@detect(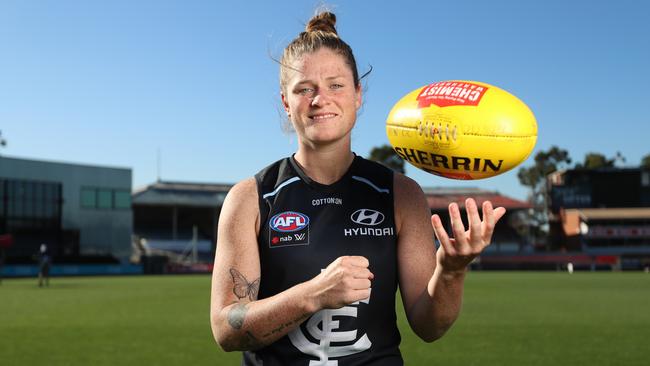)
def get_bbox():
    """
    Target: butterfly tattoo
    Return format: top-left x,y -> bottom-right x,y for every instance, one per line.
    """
230,268 -> 260,301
